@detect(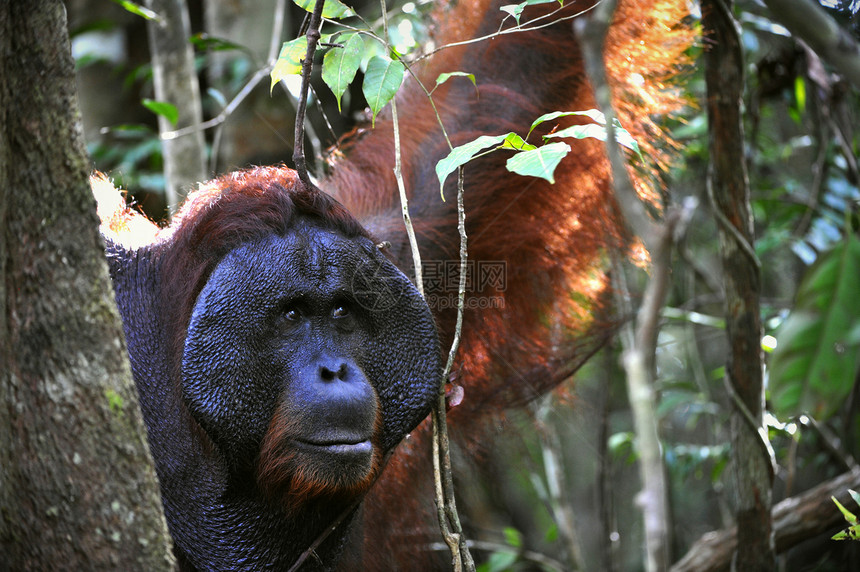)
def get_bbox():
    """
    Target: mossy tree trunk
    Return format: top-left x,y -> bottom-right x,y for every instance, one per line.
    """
0,1 -> 175,569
